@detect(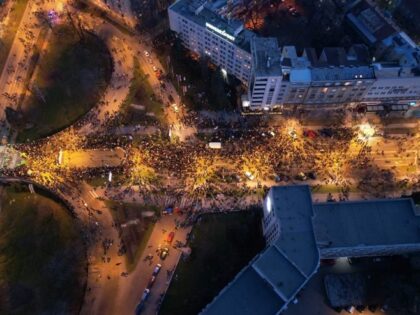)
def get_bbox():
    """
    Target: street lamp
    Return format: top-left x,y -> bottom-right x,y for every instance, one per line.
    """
359,123 -> 375,140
